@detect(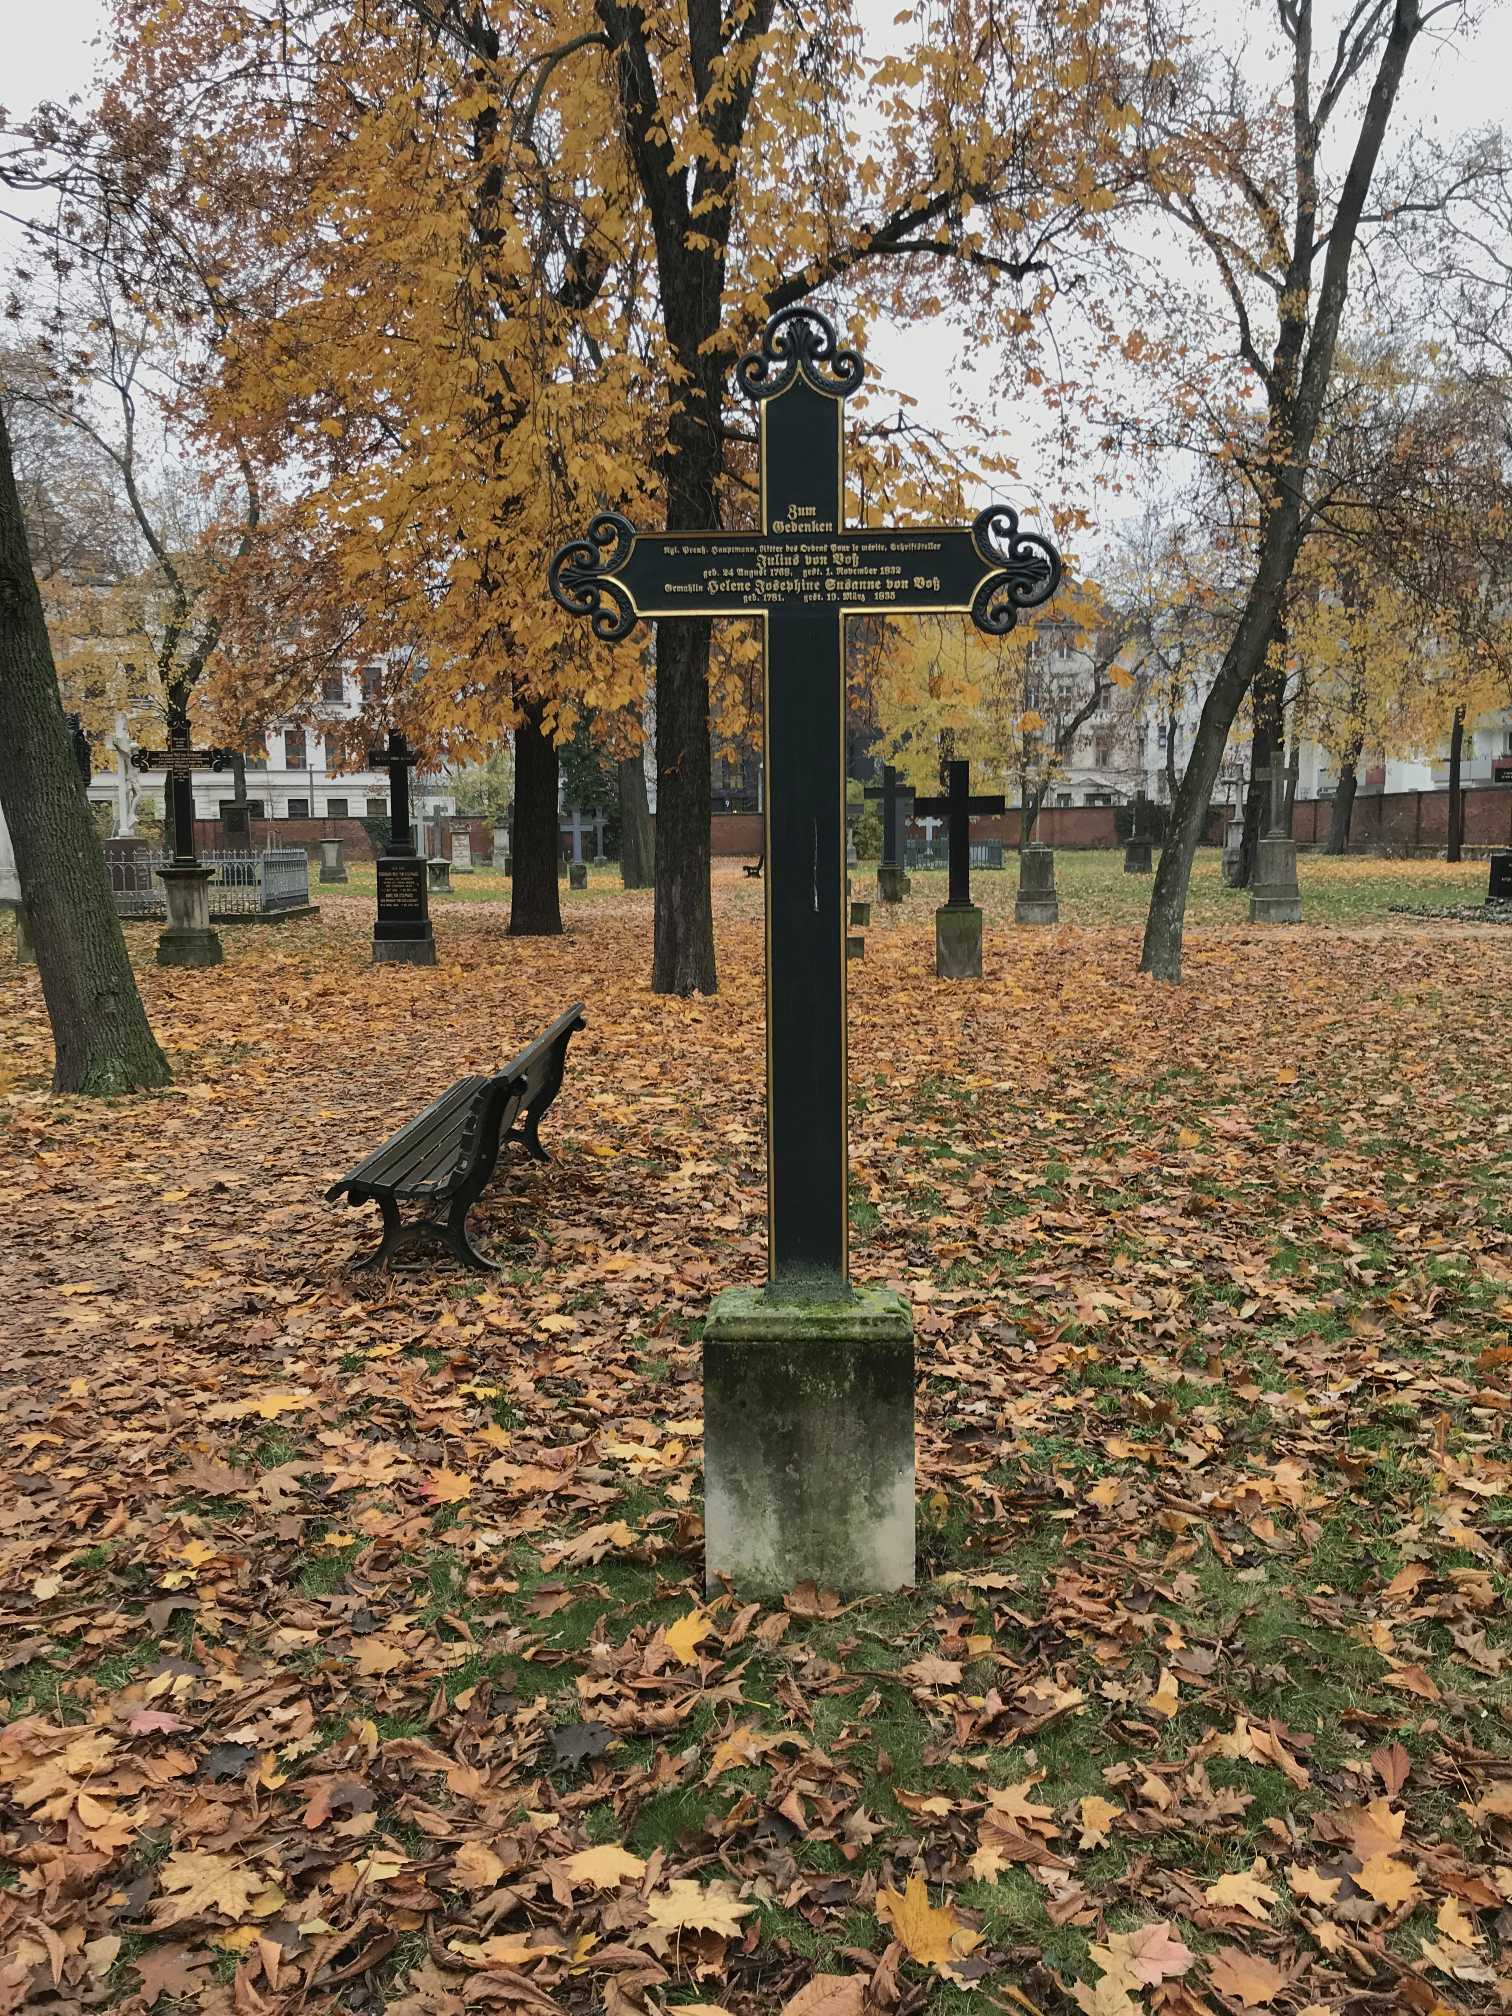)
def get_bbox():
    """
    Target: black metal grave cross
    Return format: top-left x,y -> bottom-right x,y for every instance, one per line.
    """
368,730 -> 420,854
549,306 -> 1062,1293
864,763 -> 914,873
132,702 -> 230,866
912,760 -> 1007,910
